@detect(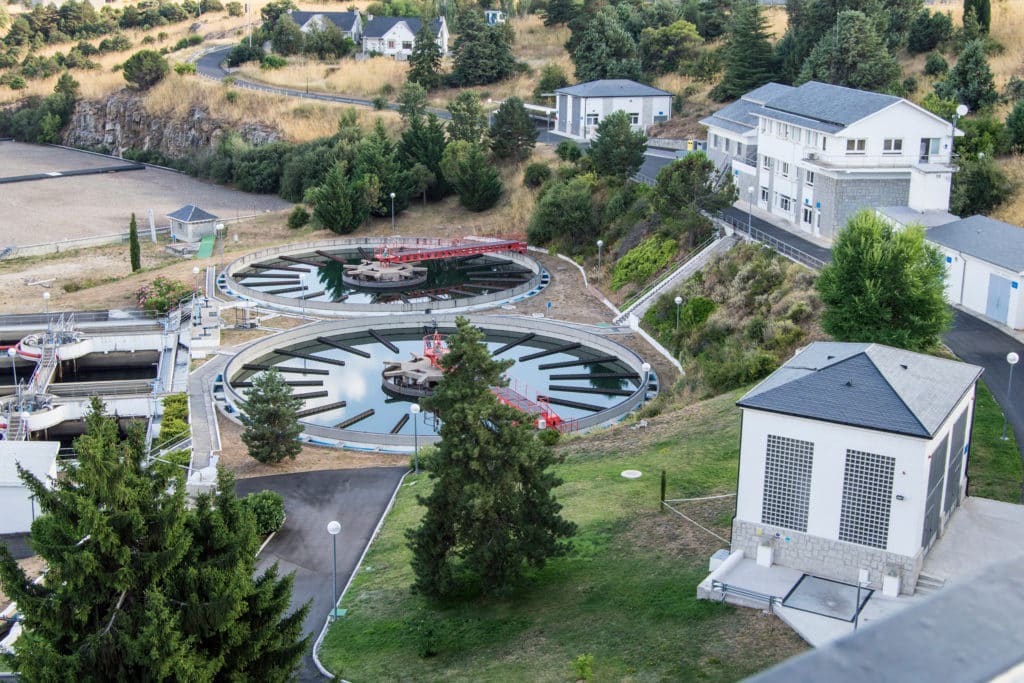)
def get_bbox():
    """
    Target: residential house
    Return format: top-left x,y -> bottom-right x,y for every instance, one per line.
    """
554,79 -> 672,140
926,215 -> 1024,330
361,16 -> 448,59
701,81 -> 960,242
284,10 -> 362,44
731,342 -> 982,594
